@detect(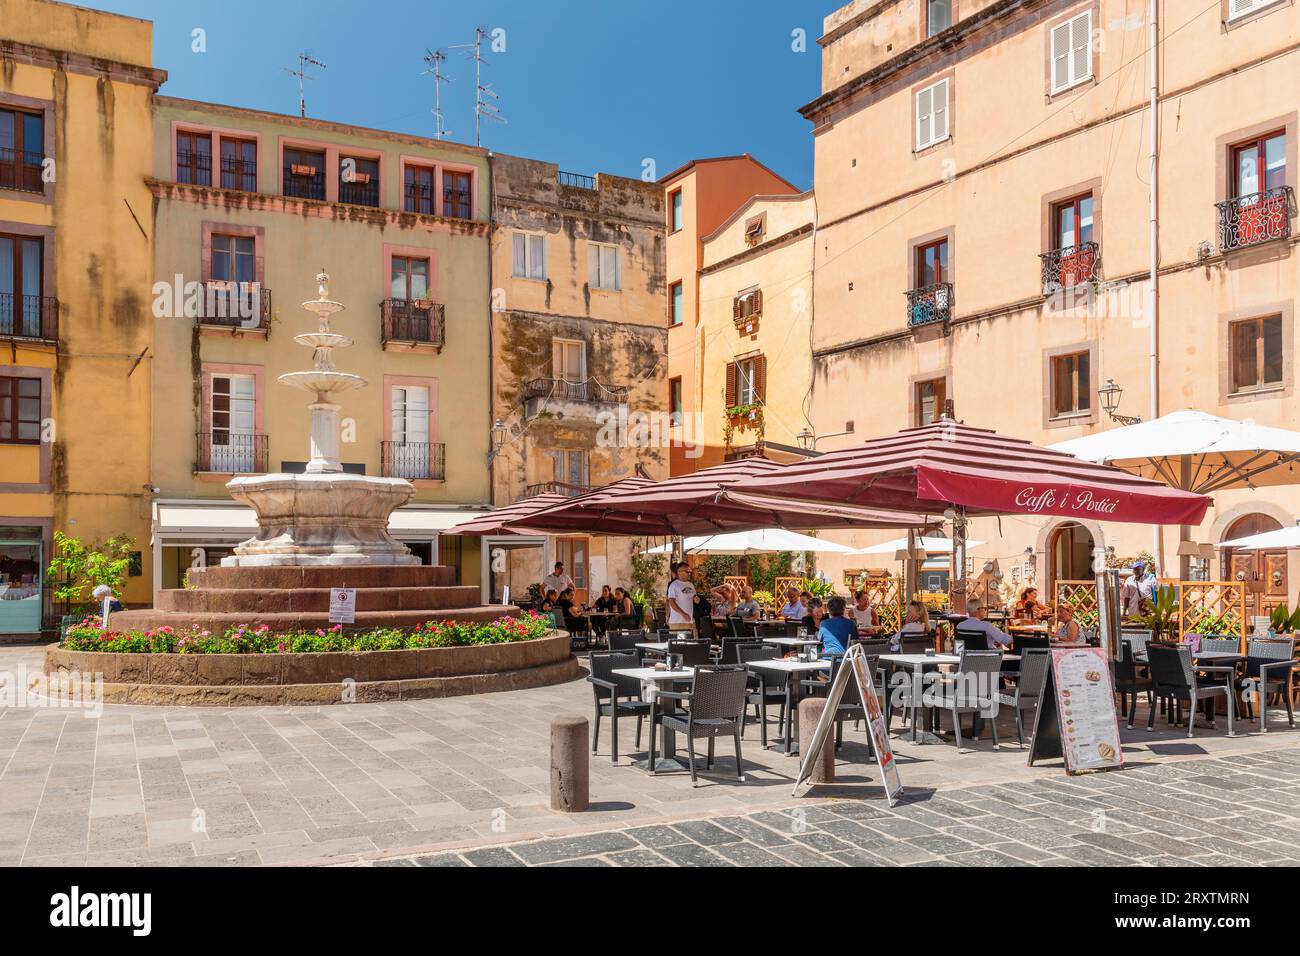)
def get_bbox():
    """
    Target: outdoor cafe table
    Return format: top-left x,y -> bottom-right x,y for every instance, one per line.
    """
879,652 -> 1021,745
761,636 -> 821,649
744,658 -> 831,755
610,666 -> 696,773
635,641 -> 669,653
